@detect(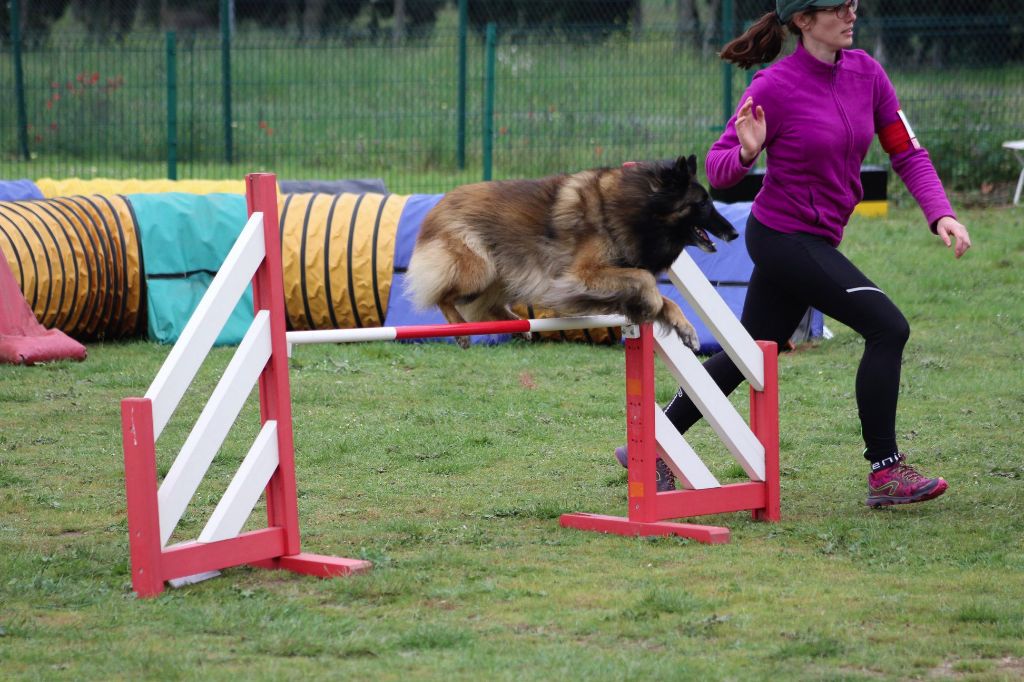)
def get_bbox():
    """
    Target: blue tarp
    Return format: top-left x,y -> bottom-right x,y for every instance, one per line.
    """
0,179 -> 43,201
129,193 -> 252,345
279,179 -> 387,195
392,193 -> 445,270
